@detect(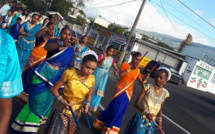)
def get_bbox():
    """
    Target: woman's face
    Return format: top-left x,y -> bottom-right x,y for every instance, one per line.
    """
8,11 -> 12,16
24,10 -> 28,15
46,24 -> 55,36
155,71 -> 167,87
61,29 -> 71,41
106,48 -> 114,57
131,55 -> 142,67
31,15 -> 39,24
44,19 -> 49,24
81,61 -> 97,76
82,36 -> 88,44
